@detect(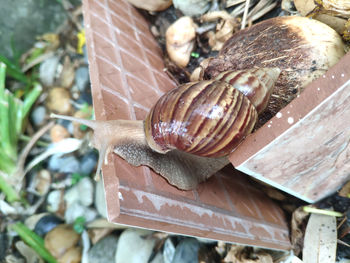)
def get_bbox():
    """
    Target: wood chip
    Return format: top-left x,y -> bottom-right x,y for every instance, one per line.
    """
302,213 -> 337,263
